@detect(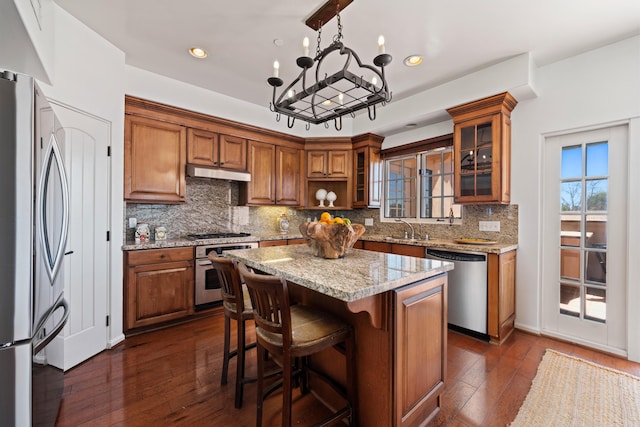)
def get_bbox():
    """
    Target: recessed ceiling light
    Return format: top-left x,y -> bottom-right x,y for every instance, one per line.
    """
189,47 -> 207,59
406,123 -> 417,128
273,38 -> 284,47
403,55 -> 423,67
